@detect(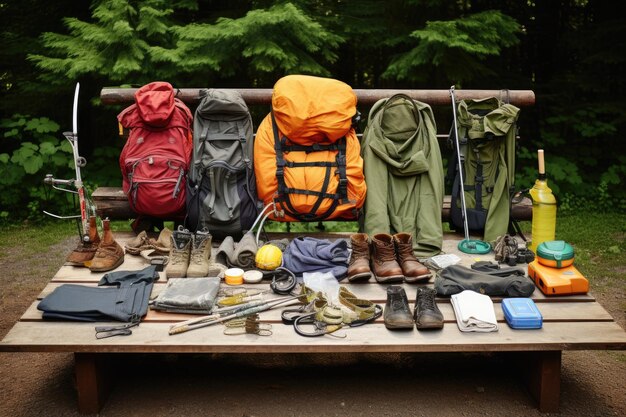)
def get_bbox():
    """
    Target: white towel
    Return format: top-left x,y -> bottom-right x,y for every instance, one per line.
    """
451,290 -> 498,333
